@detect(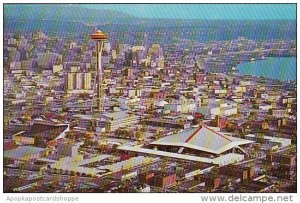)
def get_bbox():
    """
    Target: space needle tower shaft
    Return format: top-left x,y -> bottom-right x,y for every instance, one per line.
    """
91,30 -> 108,112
